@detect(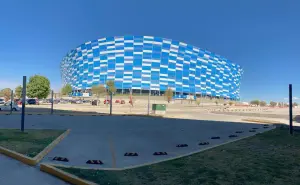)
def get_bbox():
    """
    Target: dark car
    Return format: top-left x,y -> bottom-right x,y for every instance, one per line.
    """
27,99 -> 37,105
